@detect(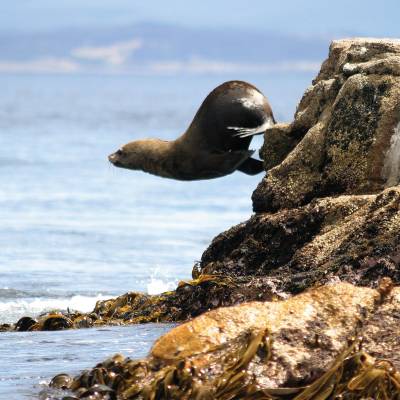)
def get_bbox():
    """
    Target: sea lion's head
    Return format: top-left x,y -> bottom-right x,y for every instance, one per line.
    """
108,139 -> 169,171
108,140 -> 150,170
